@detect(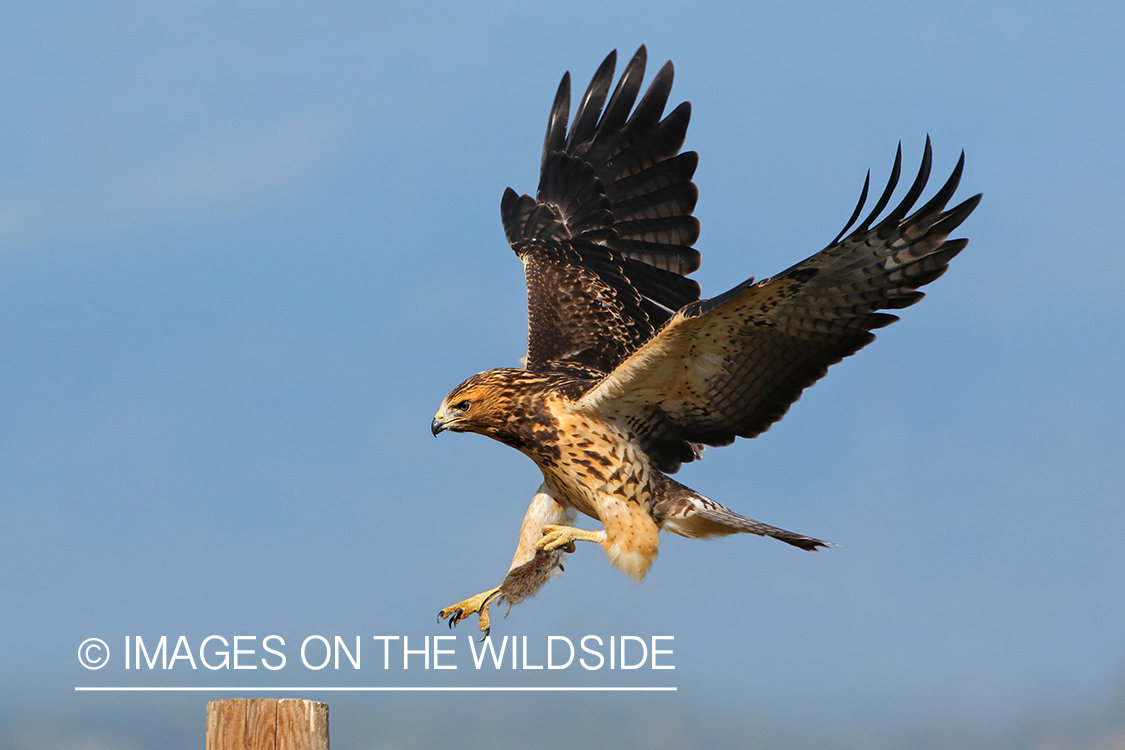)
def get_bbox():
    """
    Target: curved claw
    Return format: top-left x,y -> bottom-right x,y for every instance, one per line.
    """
536,524 -> 604,553
438,587 -> 501,635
